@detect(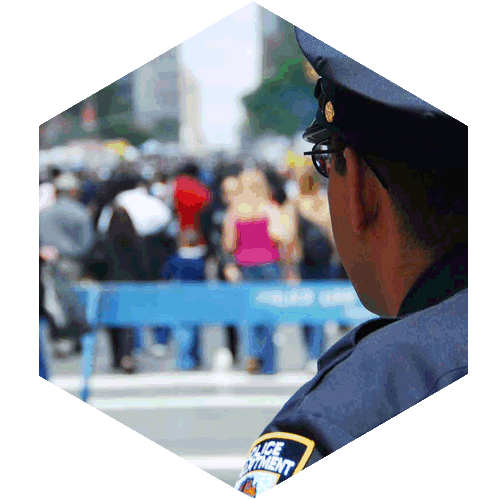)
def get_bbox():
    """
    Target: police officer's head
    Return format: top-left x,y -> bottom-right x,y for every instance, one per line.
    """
296,28 -> 467,316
